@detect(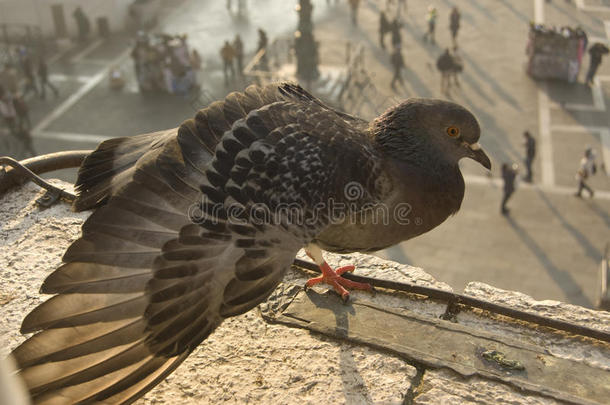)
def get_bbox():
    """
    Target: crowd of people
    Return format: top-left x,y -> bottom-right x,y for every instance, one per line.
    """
373,2 -> 604,213
379,4 -> 463,95
219,28 -> 268,87
0,46 -> 57,156
1,1 -> 607,206
130,32 -> 201,95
